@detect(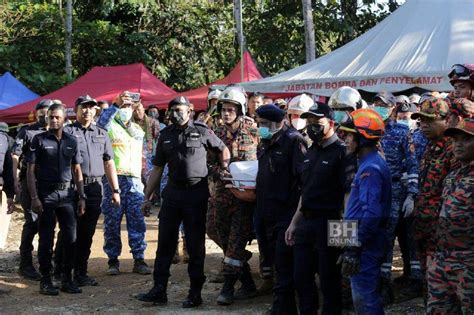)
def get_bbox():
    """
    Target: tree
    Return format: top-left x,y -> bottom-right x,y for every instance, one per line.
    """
302,0 -> 315,61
